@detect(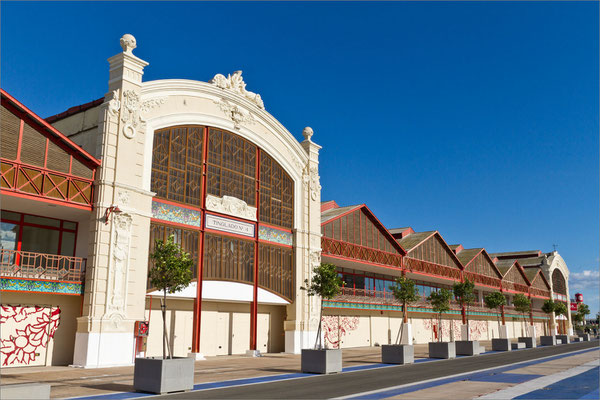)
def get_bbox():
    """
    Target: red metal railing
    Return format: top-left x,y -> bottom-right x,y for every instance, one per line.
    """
322,237 -> 402,267
404,257 -> 461,280
0,249 -> 86,282
530,287 -> 551,298
0,159 -> 94,208
464,271 -> 502,288
502,280 -> 529,294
